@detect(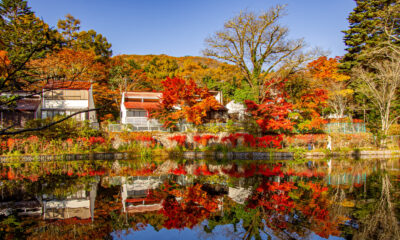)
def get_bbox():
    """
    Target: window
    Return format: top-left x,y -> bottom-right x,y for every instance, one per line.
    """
42,110 -> 66,119
127,110 -> 147,117
42,110 -> 86,121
